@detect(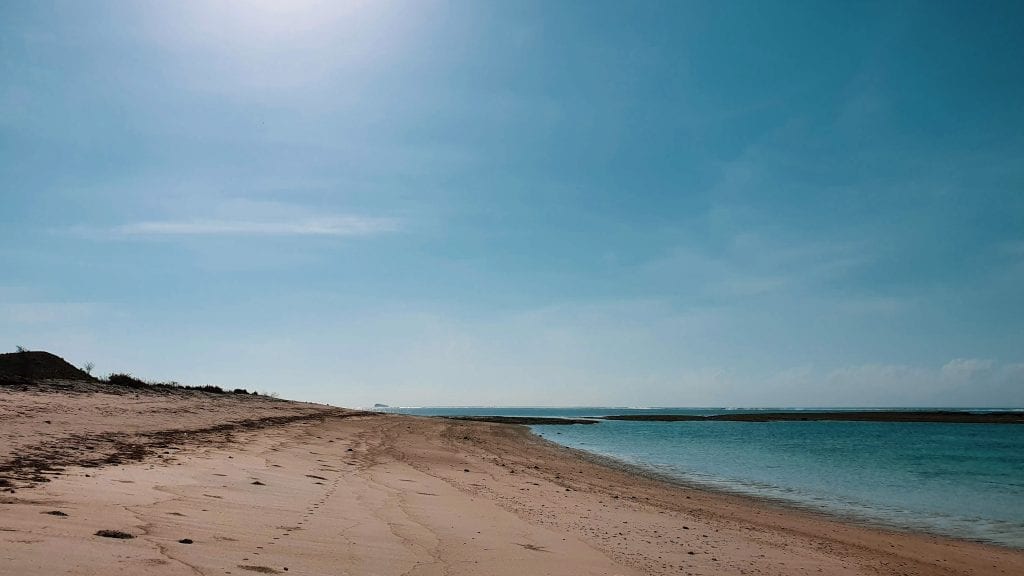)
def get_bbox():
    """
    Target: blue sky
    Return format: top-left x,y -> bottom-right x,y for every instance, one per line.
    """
2,1 -> 1022,407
